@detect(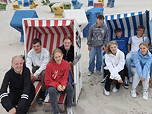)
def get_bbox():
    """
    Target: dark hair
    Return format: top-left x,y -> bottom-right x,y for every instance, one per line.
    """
137,25 -> 145,31
63,36 -> 72,42
52,48 -> 63,62
96,14 -> 104,20
114,28 -> 122,33
32,39 -> 41,45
